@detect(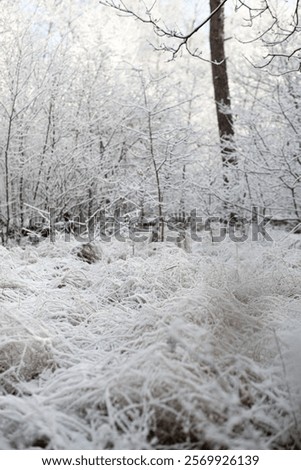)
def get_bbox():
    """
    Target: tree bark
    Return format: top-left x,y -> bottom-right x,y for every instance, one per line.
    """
209,0 -> 236,171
